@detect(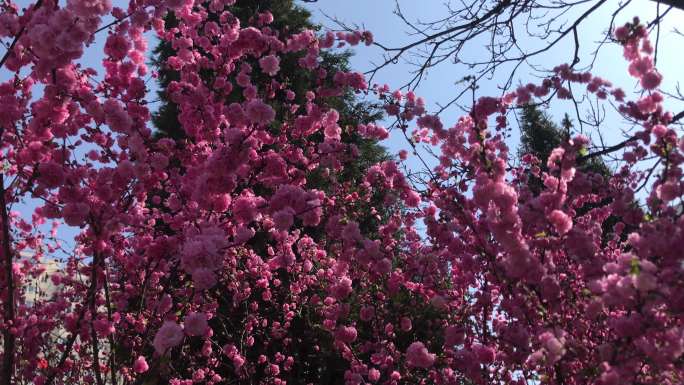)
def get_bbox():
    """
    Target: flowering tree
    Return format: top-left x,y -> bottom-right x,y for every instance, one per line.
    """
147,1 -> 399,382
0,1 -> 682,385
